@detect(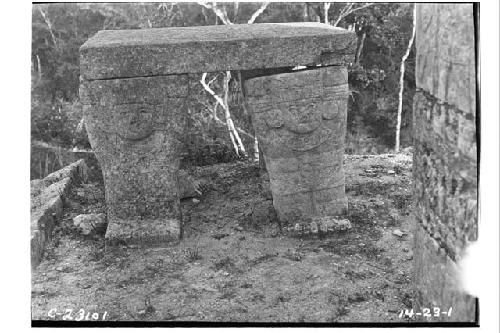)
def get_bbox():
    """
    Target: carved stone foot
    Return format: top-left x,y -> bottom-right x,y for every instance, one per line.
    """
286,216 -> 352,238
